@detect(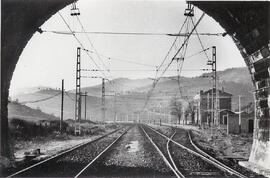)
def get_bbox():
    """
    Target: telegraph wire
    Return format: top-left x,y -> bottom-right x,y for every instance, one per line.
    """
20,92 -> 62,104
65,91 -> 76,102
